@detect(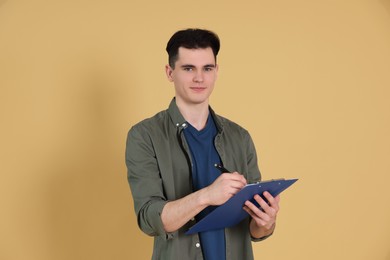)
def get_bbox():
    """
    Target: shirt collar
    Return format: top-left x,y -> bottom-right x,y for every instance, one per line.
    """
168,97 -> 224,133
